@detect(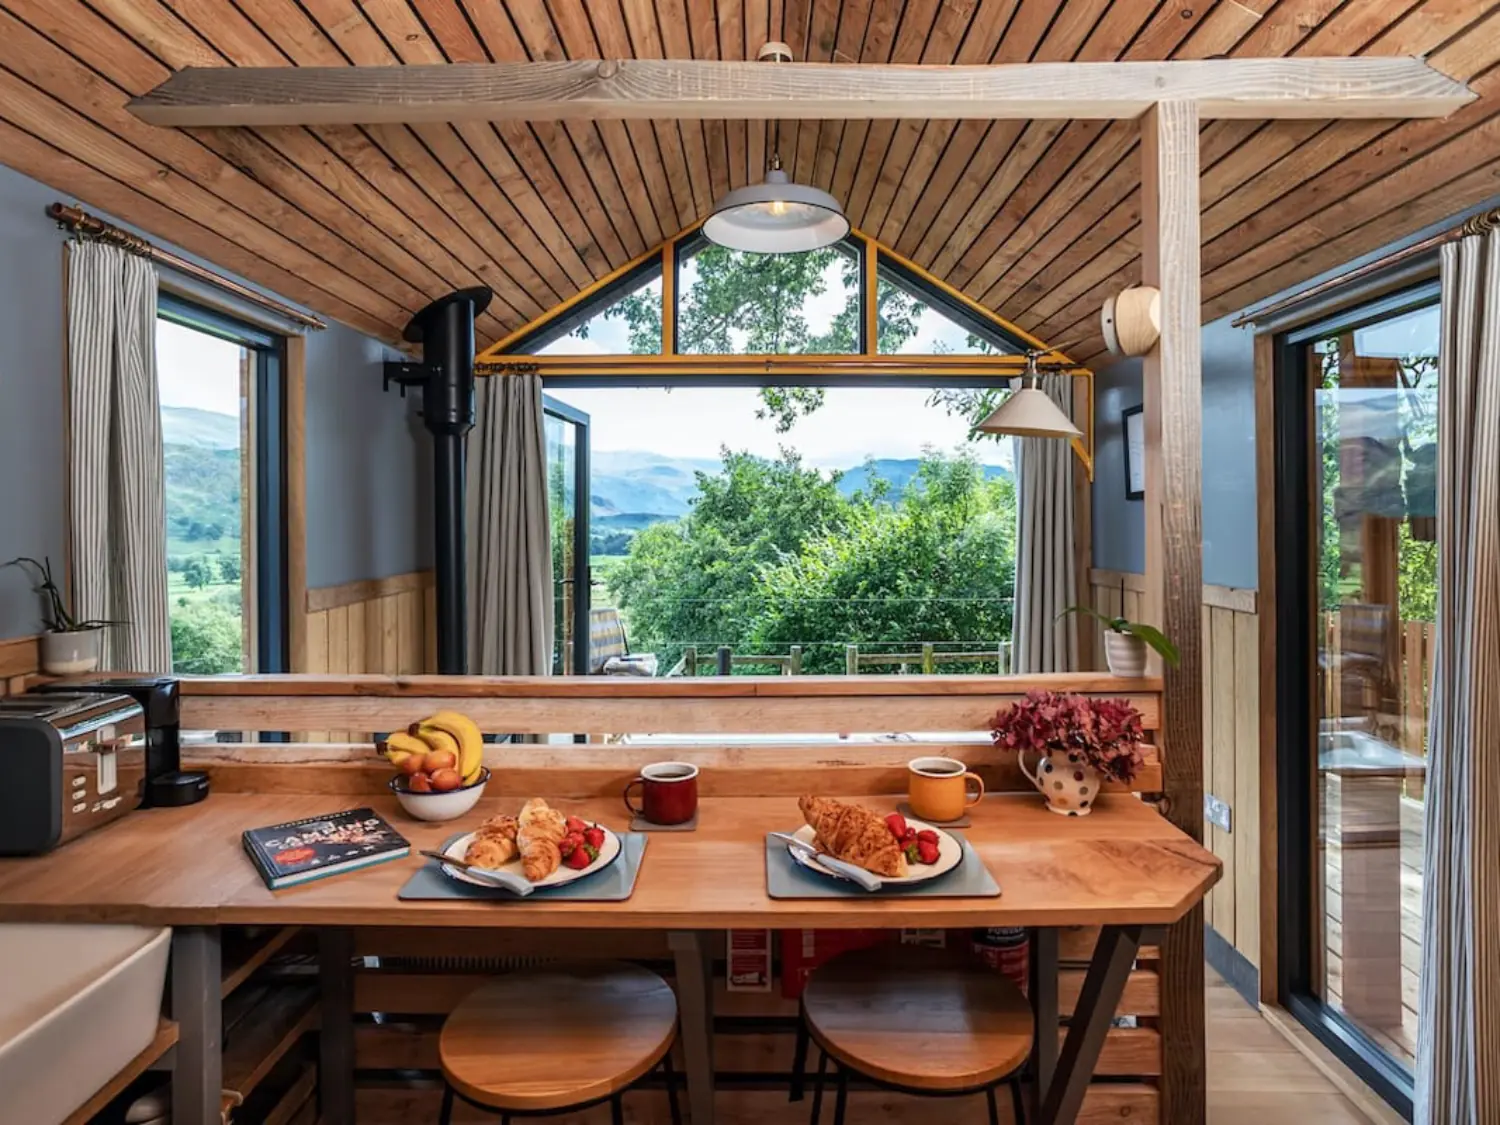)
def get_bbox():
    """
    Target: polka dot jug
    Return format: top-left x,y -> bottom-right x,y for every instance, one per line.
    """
1017,747 -> 1101,817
